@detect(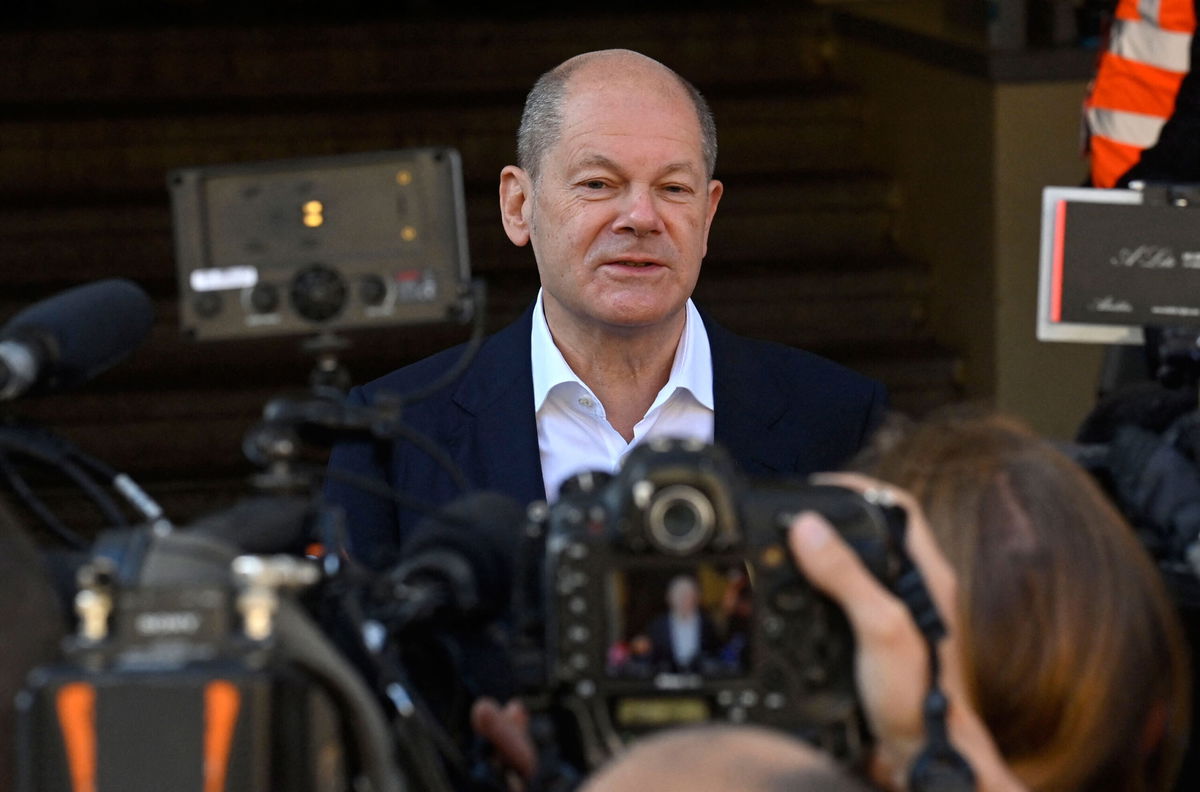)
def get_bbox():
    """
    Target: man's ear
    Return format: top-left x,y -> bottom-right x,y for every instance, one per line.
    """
699,178 -> 723,258
499,165 -> 533,247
